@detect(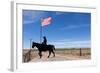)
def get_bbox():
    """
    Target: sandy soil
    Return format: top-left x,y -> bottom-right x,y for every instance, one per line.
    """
30,52 -> 90,62
23,49 -> 91,62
